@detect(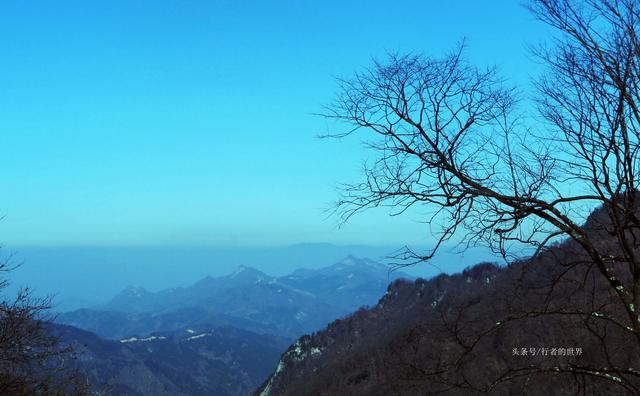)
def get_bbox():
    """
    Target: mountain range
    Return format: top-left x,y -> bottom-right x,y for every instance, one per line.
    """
56,324 -> 289,396
55,256 -> 410,395
58,256 -> 408,340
